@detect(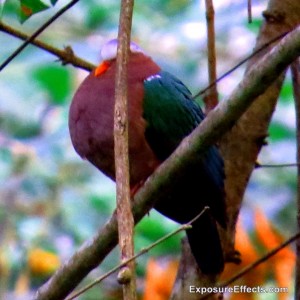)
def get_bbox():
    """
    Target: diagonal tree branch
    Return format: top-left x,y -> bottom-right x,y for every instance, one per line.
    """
0,0 -> 80,72
34,25 -> 300,300
66,208 -> 208,300
220,1 -> 300,260
0,21 -> 94,71
193,31 -> 288,99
